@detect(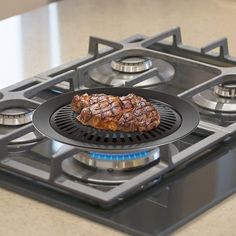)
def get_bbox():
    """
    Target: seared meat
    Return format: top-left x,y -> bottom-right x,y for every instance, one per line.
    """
71,93 -> 160,132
